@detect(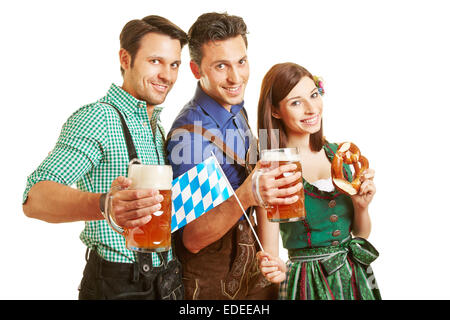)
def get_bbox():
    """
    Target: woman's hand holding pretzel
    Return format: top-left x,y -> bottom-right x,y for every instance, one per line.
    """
351,168 -> 376,211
